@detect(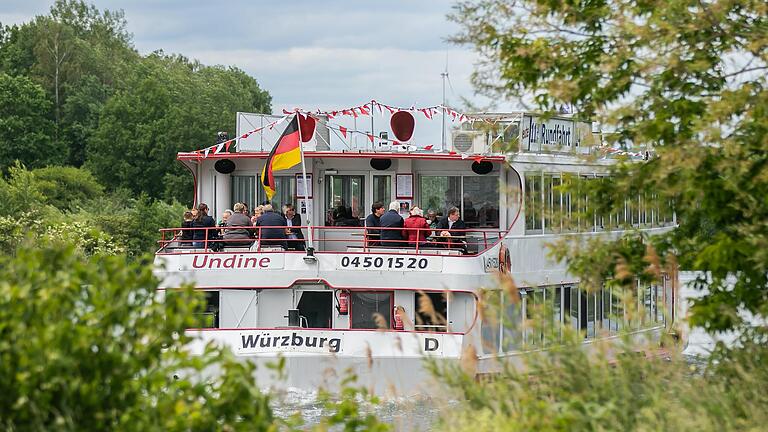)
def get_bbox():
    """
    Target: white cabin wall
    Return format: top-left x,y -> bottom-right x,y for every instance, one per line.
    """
448,292 -> 475,333
220,289 -> 258,328
506,167 -> 525,235
257,289 -> 293,327
214,171 -> 231,218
